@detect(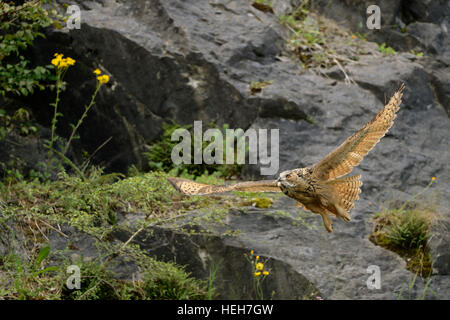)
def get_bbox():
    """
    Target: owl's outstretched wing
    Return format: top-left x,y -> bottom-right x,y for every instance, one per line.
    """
167,178 -> 281,195
312,84 -> 405,181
